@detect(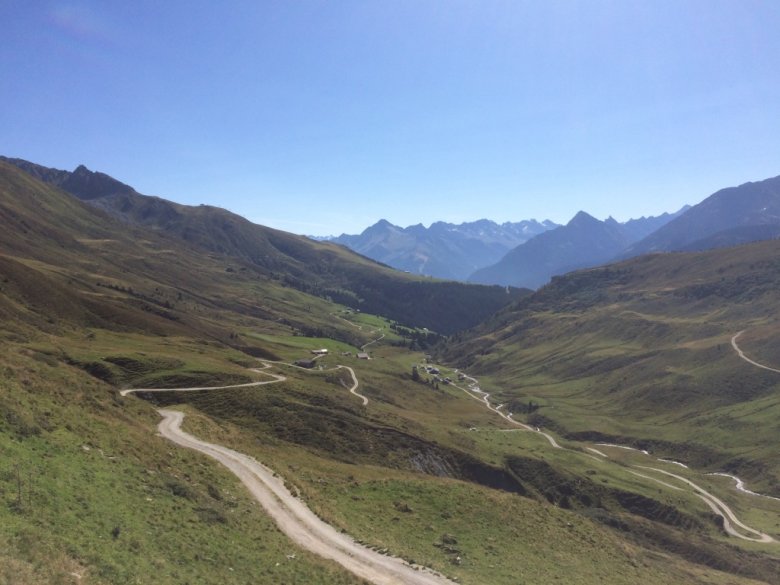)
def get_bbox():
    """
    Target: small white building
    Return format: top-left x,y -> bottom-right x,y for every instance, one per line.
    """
311,348 -> 329,355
